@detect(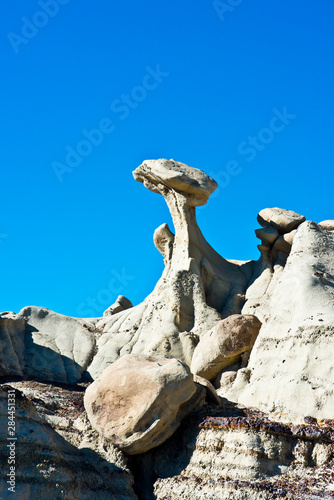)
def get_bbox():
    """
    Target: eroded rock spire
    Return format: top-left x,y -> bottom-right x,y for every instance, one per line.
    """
89,159 -> 250,377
